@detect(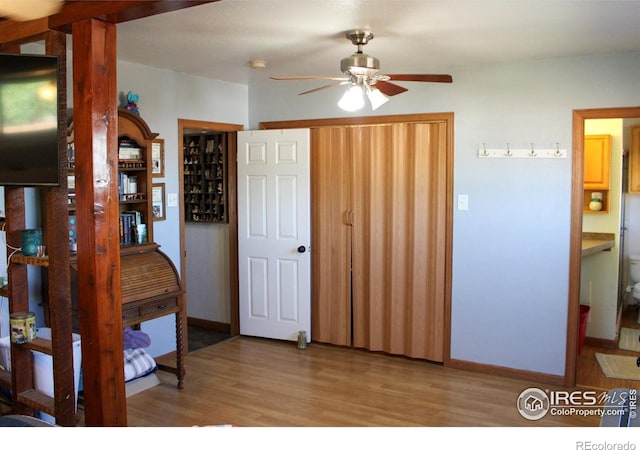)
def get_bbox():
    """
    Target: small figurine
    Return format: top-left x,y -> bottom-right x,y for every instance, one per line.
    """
125,91 -> 140,115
